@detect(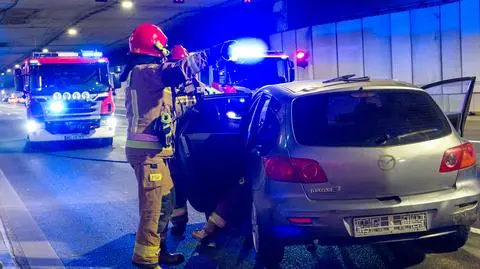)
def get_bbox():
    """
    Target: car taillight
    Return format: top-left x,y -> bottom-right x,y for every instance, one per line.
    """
101,90 -> 115,115
263,156 -> 327,183
439,142 -> 477,173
